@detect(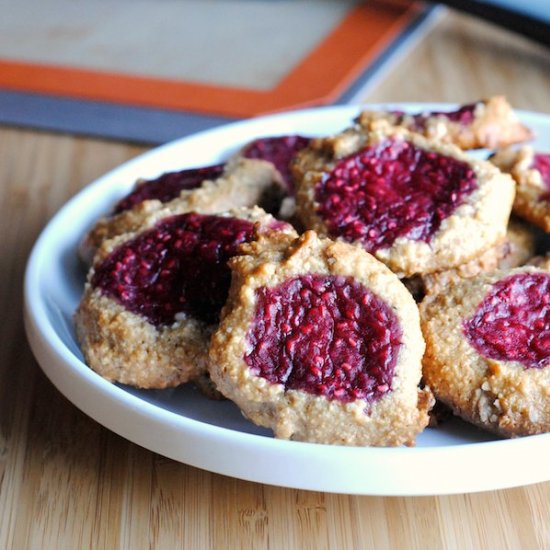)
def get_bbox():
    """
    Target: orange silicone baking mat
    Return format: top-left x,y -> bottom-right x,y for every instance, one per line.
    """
0,1 -> 424,118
